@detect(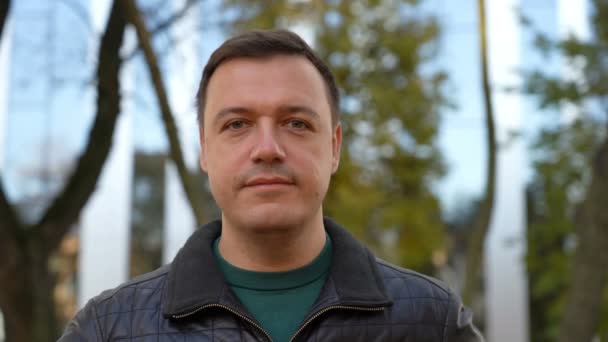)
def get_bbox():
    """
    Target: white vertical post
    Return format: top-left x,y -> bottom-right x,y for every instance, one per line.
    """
78,1 -> 135,308
558,0 -> 589,39
484,0 -> 529,341
163,0 -> 200,263
0,15 -> 11,171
